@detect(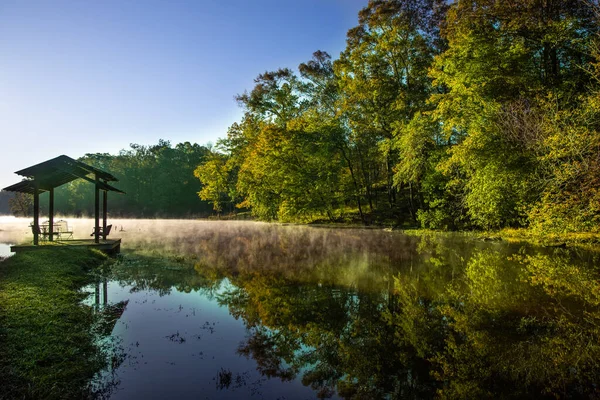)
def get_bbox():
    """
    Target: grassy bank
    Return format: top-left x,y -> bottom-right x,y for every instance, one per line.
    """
398,227 -> 600,251
493,228 -> 600,249
0,248 -> 109,399
218,212 -> 600,250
